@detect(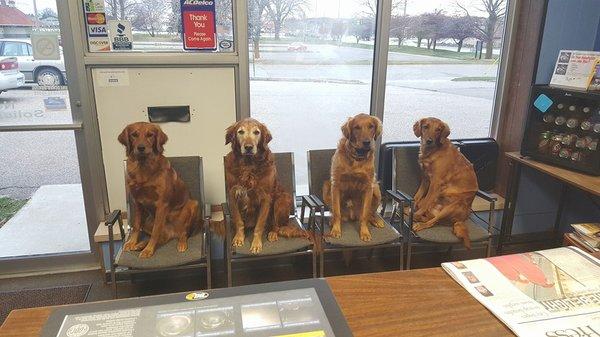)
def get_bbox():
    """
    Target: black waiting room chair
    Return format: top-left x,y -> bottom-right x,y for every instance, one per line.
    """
104,156 -> 212,298
222,152 -> 318,287
386,145 -> 496,269
305,149 -> 404,277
